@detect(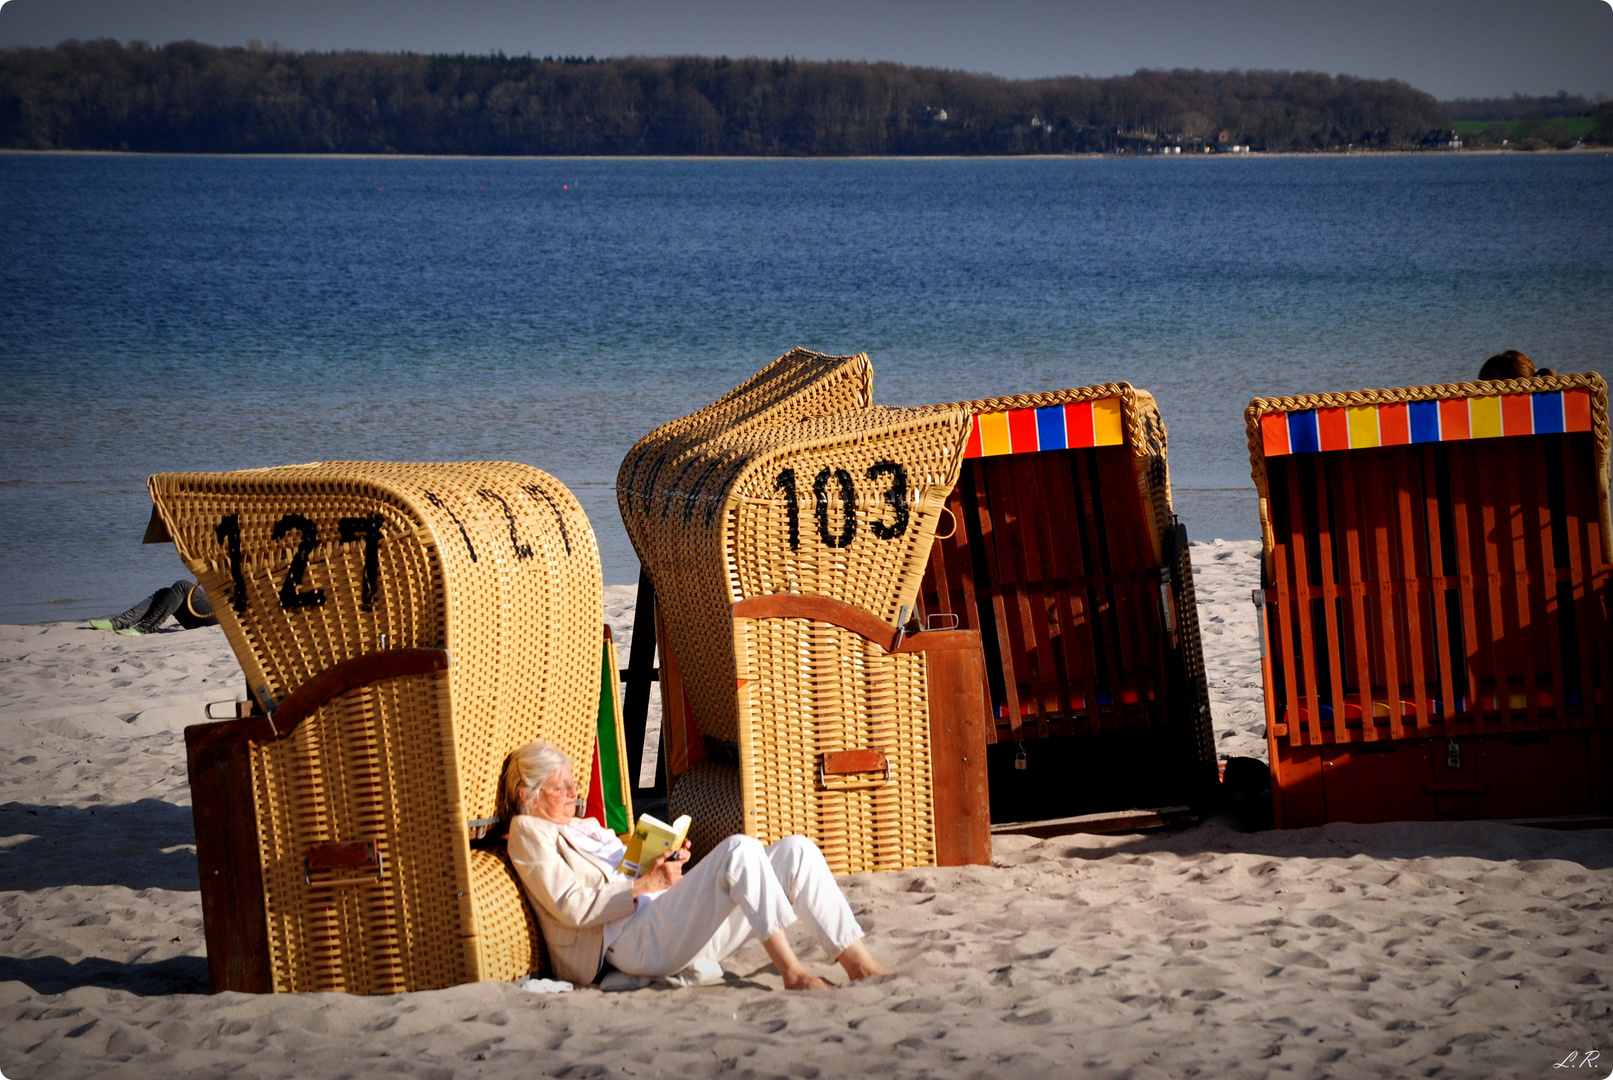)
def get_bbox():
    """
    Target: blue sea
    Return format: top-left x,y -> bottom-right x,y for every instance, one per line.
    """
1,153 -> 1609,624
